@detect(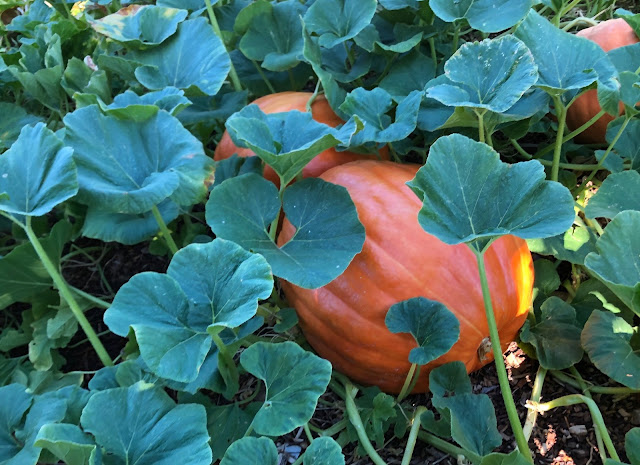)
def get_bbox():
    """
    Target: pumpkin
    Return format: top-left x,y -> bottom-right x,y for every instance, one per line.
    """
565,18 -> 639,144
277,161 -> 534,394
214,92 -> 389,186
